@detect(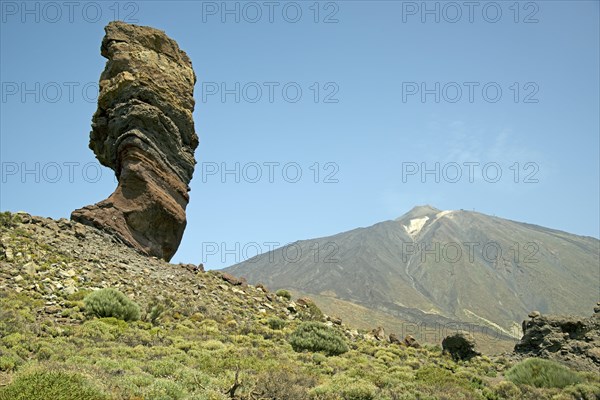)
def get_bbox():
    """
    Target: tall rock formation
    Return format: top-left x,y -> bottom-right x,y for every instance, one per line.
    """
71,21 -> 198,261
